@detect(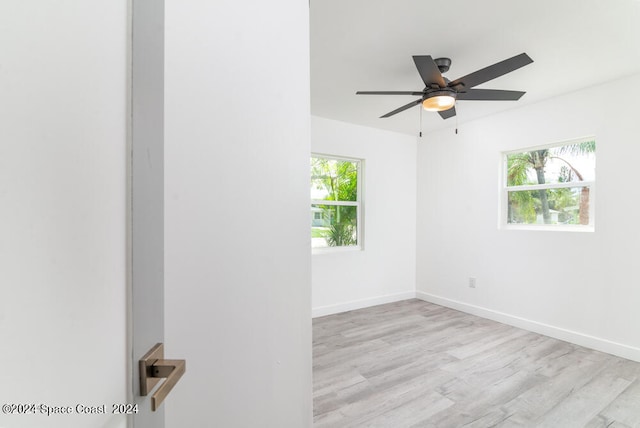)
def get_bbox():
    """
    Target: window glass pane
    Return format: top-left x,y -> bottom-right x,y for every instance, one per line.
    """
310,157 -> 358,201
506,141 -> 595,187
311,204 -> 358,248
507,186 -> 591,225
